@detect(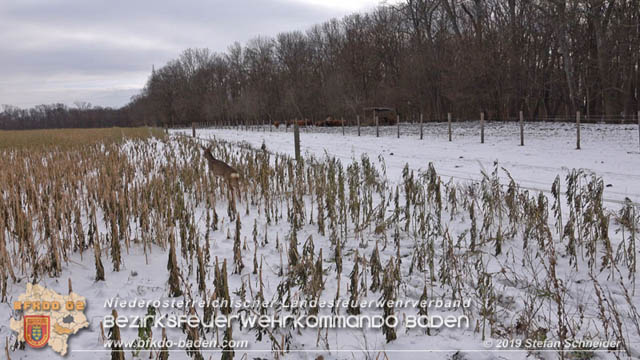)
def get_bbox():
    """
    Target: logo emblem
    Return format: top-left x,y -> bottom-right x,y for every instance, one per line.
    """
24,315 -> 50,348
